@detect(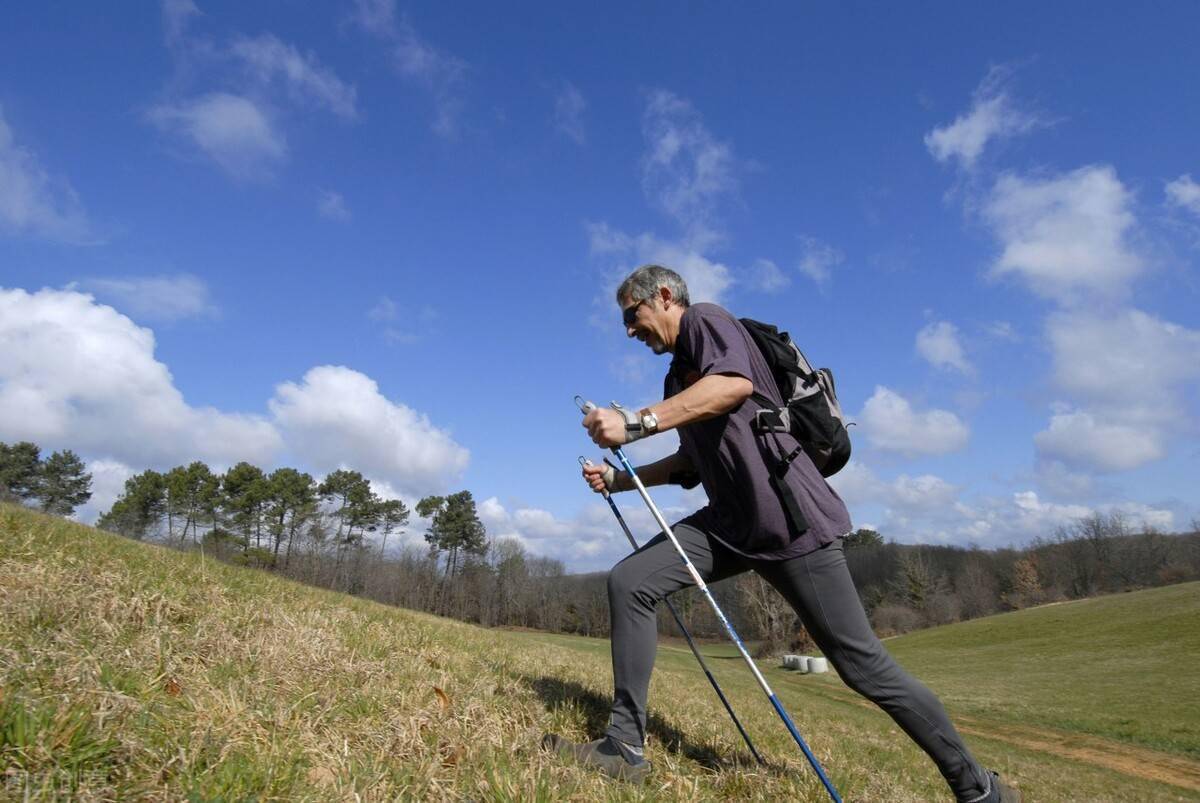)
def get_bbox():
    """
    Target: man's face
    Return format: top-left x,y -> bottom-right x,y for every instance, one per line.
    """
620,292 -> 671,355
